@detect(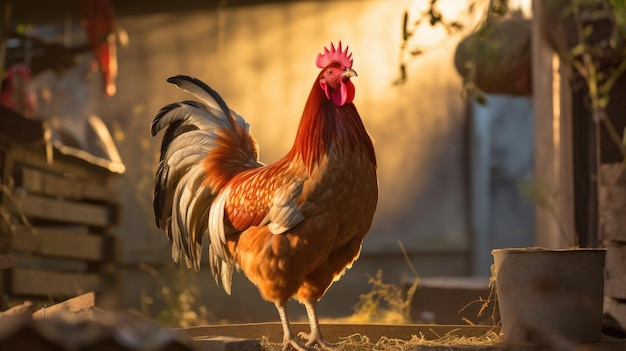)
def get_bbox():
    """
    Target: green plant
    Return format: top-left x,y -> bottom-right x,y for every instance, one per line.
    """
395,0 -> 465,85
565,0 -> 626,164
138,263 -> 214,328
396,0 -> 516,104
